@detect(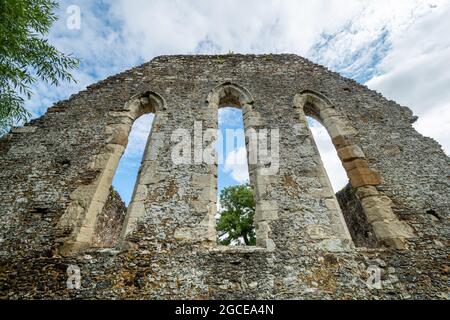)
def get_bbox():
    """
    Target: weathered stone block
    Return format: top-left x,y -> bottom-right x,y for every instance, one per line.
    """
371,220 -> 415,244
319,107 -> 338,119
316,238 -> 352,252
331,135 -> 351,149
255,221 -> 271,234
321,116 -> 356,139
254,200 -> 278,221
324,198 -> 340,211
140,162 -> 167,185
318,174 -> 331,188
190,199 -> 212,214
131,184 -> 148,202
343,158 -> 369,171
254,208 -> 278,221
361,198 -> 396,224
355,185 -> 379,199
337,145 -> 365,162
362,195 -> 392,208
306,224 -> 331,240
243,111 -> 264,128
11,126 -> 37,133
252,178 -> 268,201
256,200 -> 278,212
348,167 -> 381,187
322,121 -> 342,139
200,185 -> 216,203
192,174 -> 215,188
105,124 -> 131,147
